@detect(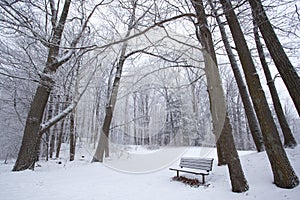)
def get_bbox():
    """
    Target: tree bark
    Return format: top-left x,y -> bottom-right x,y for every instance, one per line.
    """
56,94 -> 69,158
192,0 -> 249,192
55,119 -> 65,158
50,95 -> 59,158
209,0 -> 264,152
253,17 -> 297,148
133,92 -> 138,145
12,0 -> 72,171
220,0 -> 299,188
248,0 -> 300,117
13,75 -> 54,171
92,2 -> 138,162
44,95 -> 54,161
69,111 -> 76,161
92,76 -> 120,162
